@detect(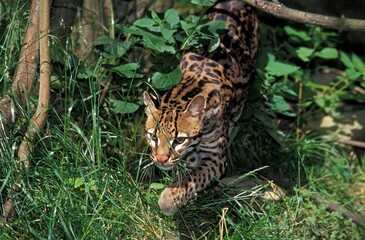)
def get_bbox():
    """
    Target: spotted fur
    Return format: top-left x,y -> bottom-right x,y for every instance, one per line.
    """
144,0 -> 259,215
